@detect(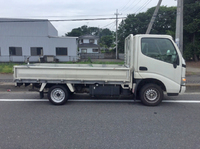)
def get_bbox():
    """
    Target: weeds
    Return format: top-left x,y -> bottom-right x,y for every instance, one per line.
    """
0,63 -> 15,74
